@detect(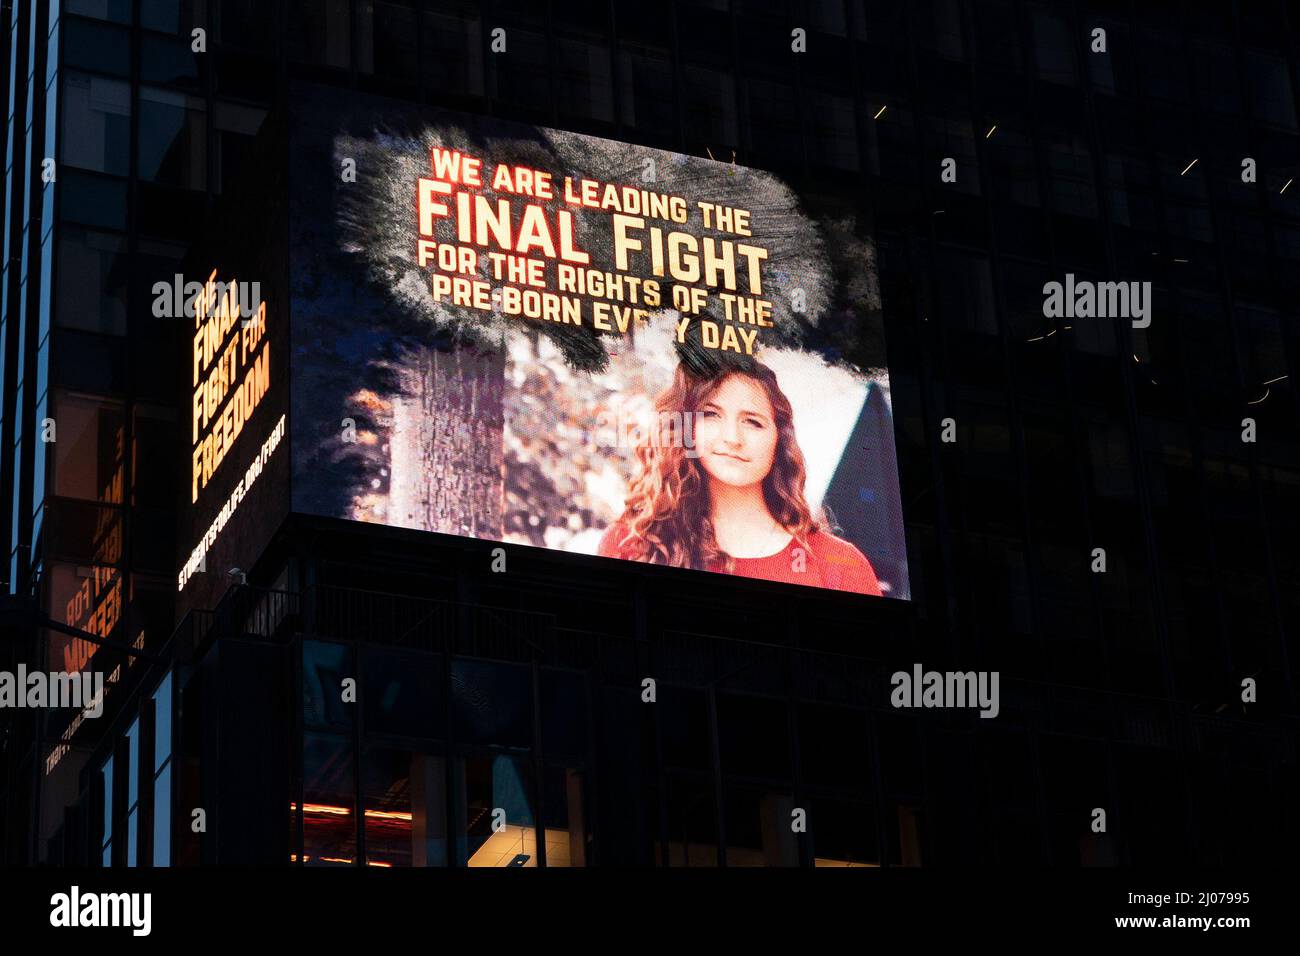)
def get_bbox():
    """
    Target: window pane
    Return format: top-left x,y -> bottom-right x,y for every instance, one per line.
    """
302,733 -> 356,866
153,671 -> 173,771
664,776 -> 717,866
303,641 -> 354,731
363,749 -> 448,868
215,0 -> 274,51
138,87 -> 206,189
358,1 -> 418,81
287,0 -> 350,68
126,717 -> 139,807
63,17 -> 130,75
214,101 -> 266,194
66,0 -> 132,24
422,11 -> 484,97
724,788 -> 798,866
1029,5 -> 1076,86
362,647 -> 443,739
140,32 -> 203,87
451,660 -> 530,748
717,693 -> 790,780
463,754 -> 537,867
541,767 -> 587,866
57,226 -> 127,334
101,755 -> 113,851
152,763 -> 172,866
811,798 -> 879,866
1246,52 -> 1296,129
51,392 -> 124,501
126,809 -> 138,866
62,73 -> 130,175
142,0 -> 206,34
540,668 -> 586,758
59,171 -> 129,229
556,39 -> 613,124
